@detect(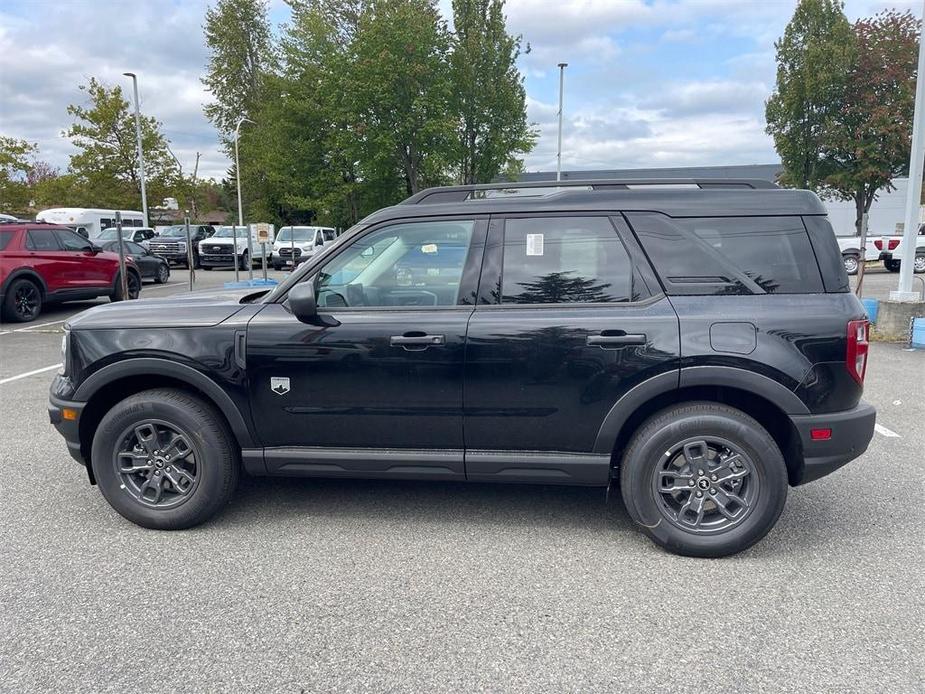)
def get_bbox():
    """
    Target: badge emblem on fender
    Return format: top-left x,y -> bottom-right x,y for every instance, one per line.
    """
270,377 -> 290,395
